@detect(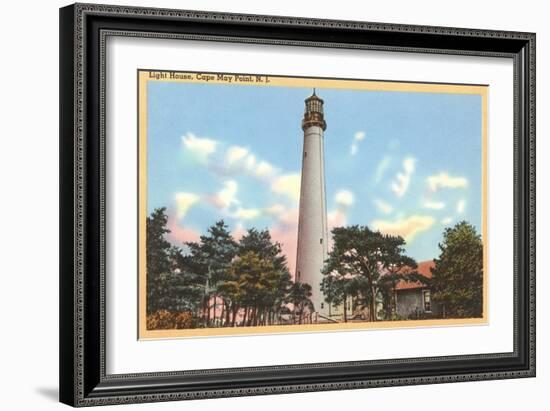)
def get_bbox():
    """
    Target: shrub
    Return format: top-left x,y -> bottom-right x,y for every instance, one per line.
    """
147,310 -> 197,330
173,311 -> 197,329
